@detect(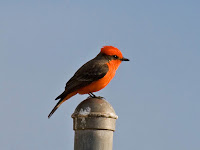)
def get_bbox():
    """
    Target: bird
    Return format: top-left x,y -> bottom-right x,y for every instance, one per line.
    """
48,46 -> 129,118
